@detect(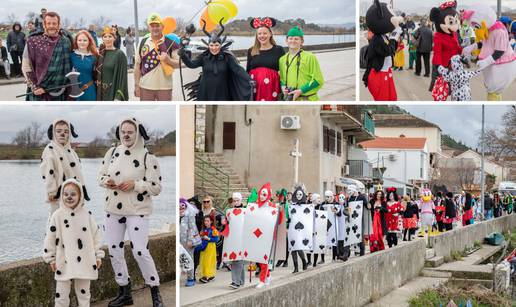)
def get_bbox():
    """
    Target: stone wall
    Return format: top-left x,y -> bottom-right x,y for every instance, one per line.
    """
184,239 -> 426,307
0,233 -> 175,307
428,215 -> 516,261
